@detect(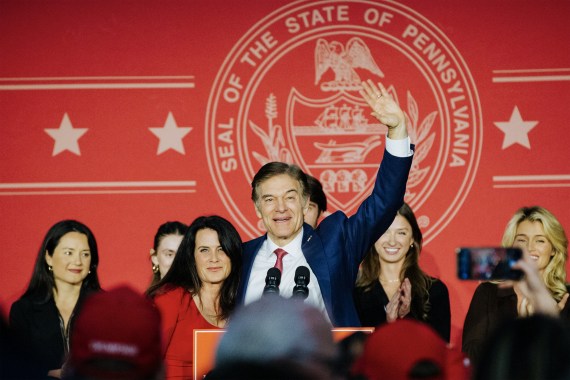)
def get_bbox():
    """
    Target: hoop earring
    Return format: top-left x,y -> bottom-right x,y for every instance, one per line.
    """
152,264 -> 159,274
48,265 -> 53,271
